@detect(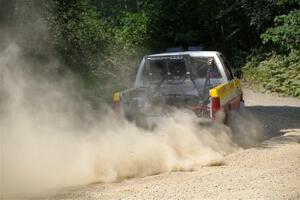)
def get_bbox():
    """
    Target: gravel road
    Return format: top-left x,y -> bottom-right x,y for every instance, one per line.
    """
22,89 -> 300,200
